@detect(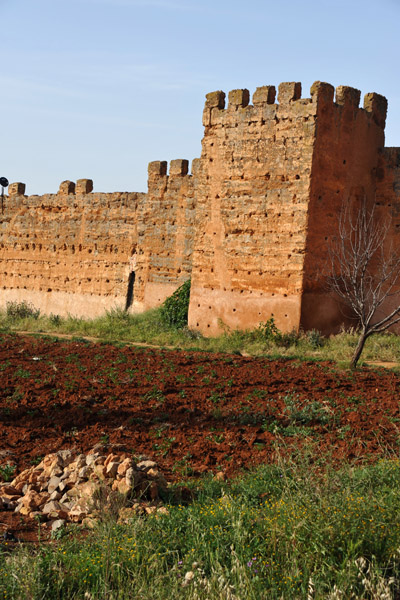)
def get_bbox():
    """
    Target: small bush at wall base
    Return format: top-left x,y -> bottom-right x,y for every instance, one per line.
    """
255,317 -> 300,347
160,280 -> 191,329
6,301 -> 40,320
